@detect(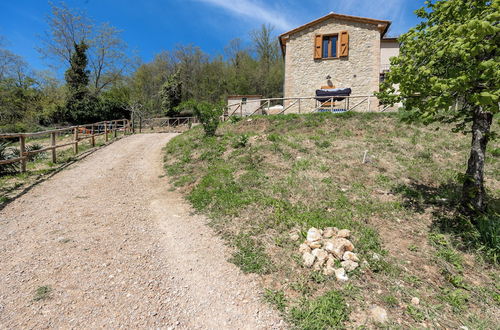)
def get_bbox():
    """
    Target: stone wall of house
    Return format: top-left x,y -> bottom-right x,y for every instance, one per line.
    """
283,18 -> 382,112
